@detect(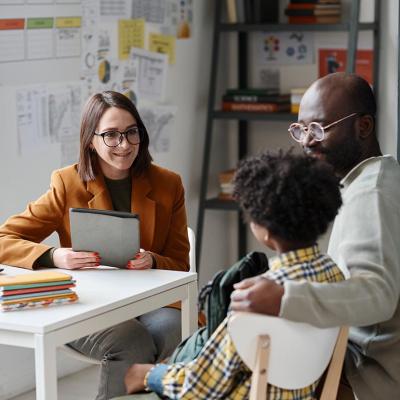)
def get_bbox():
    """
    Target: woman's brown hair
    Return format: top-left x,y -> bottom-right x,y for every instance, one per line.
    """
77,91 -> 152,181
